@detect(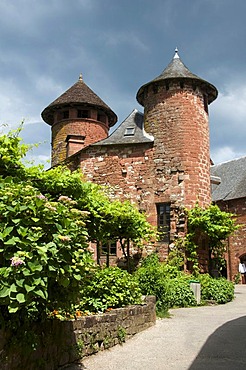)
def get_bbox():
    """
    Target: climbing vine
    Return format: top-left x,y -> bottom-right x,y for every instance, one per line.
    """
185,204 -> 239,274
168,204 -> 239,275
